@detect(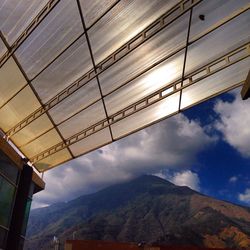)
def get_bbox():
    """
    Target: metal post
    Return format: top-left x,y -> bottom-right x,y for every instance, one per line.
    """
53,236 -> 60,250
241,69 -> 250,100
